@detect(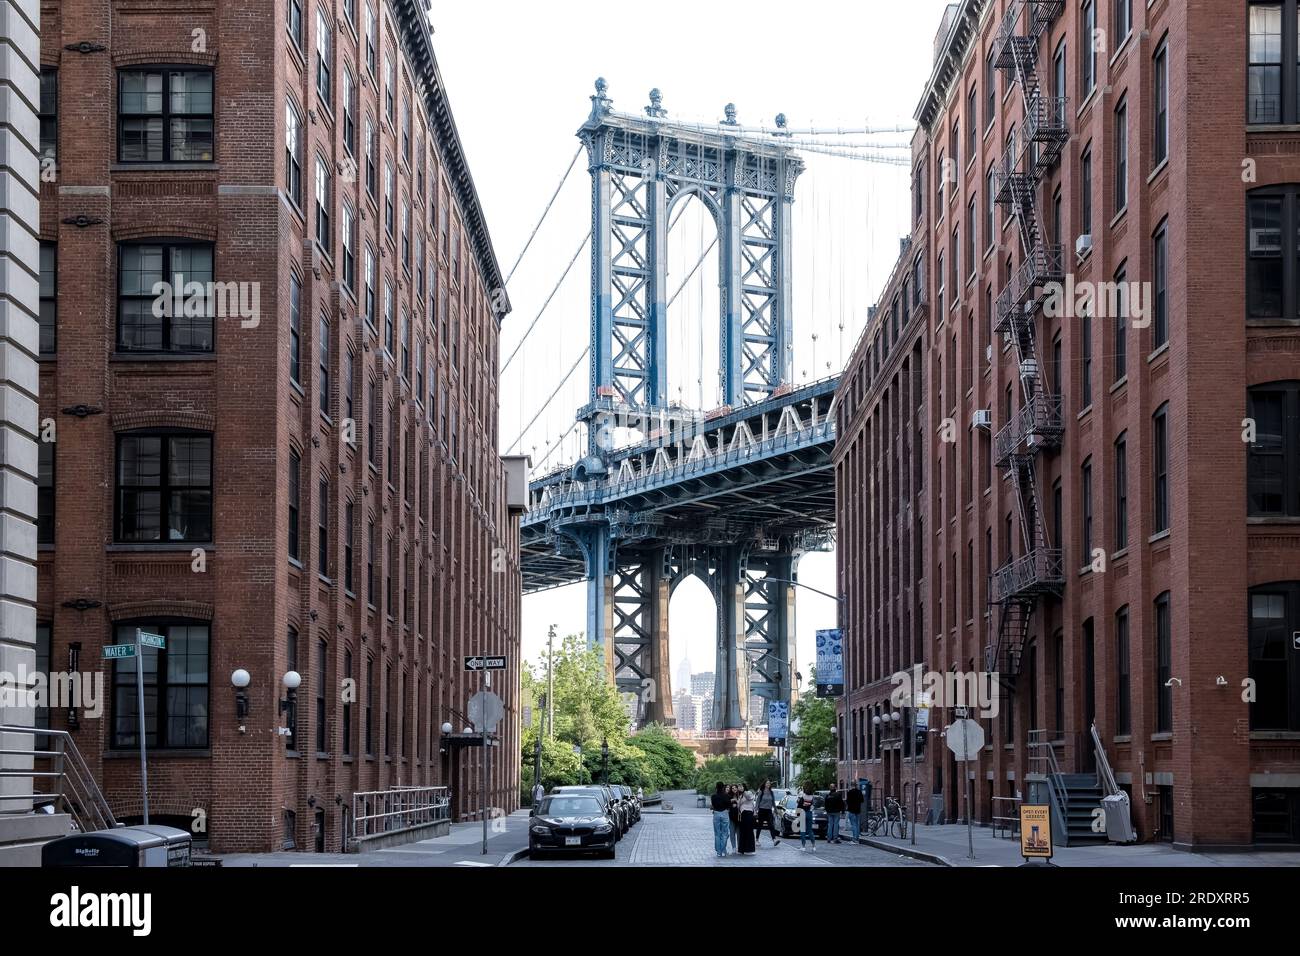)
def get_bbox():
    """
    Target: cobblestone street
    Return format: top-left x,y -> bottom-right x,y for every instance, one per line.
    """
516,792 -> 931,868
